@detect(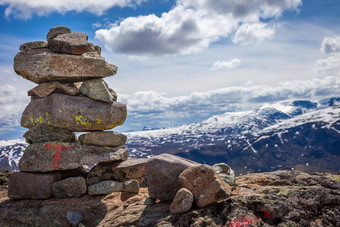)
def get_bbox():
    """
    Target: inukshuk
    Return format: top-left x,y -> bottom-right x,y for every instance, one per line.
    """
8,26 -> 147,199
